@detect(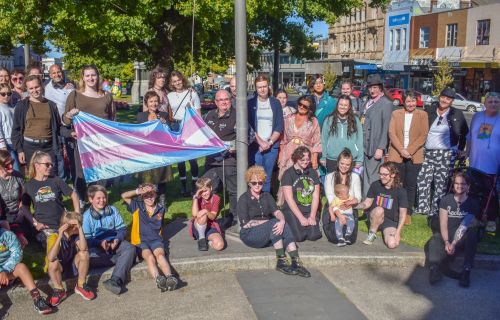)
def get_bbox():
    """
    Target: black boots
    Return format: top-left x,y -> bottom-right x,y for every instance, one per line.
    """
276,256 -> 296,275
291,257 -> 311,278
